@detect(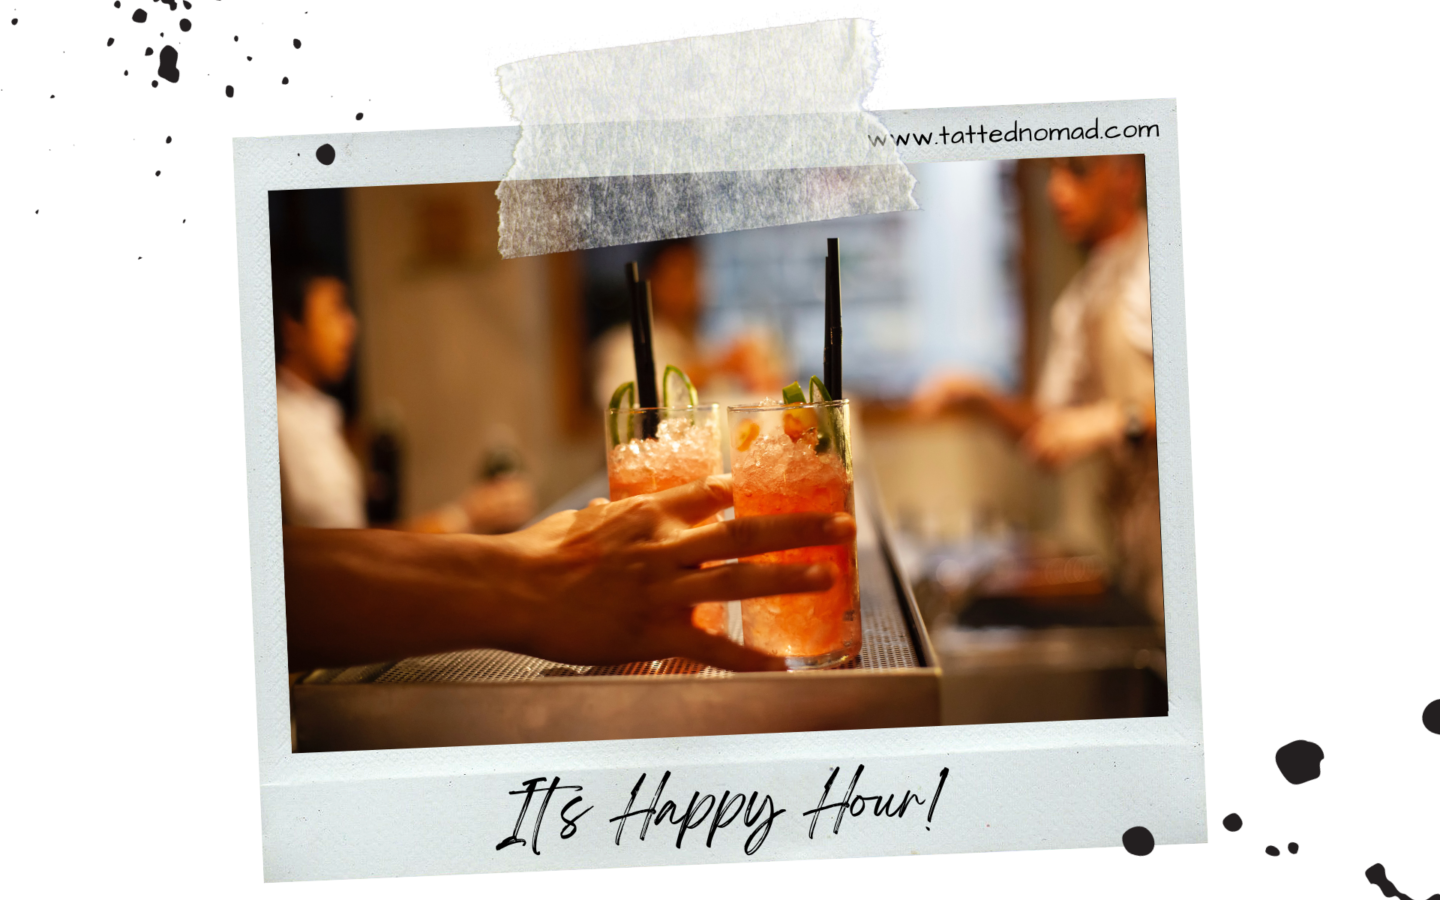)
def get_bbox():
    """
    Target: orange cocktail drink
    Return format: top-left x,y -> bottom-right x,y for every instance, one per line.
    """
605,404 -> 728,636
728,398 -> 860,668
